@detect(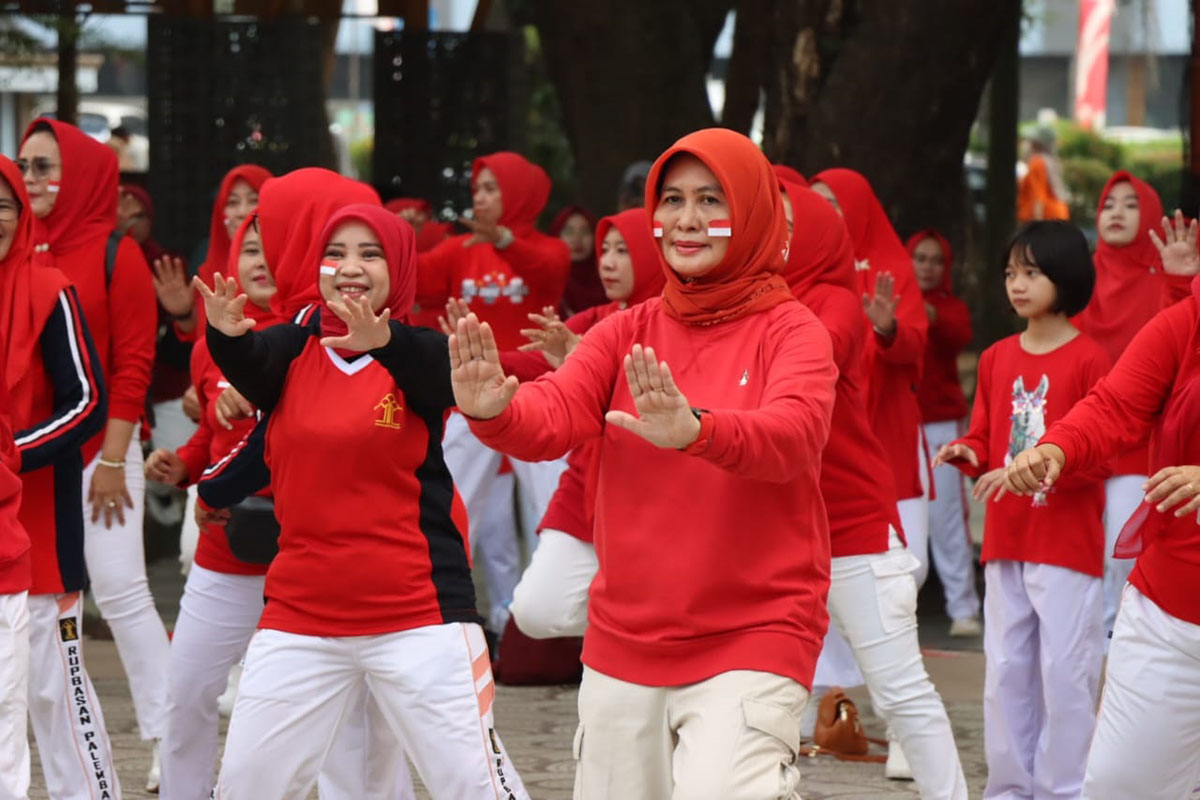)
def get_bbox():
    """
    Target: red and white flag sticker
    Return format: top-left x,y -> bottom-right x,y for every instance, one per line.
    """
319,261 -> 338,276
652,222 -> 663,238
707,219 -> 732,237
46,180 -> 61,194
